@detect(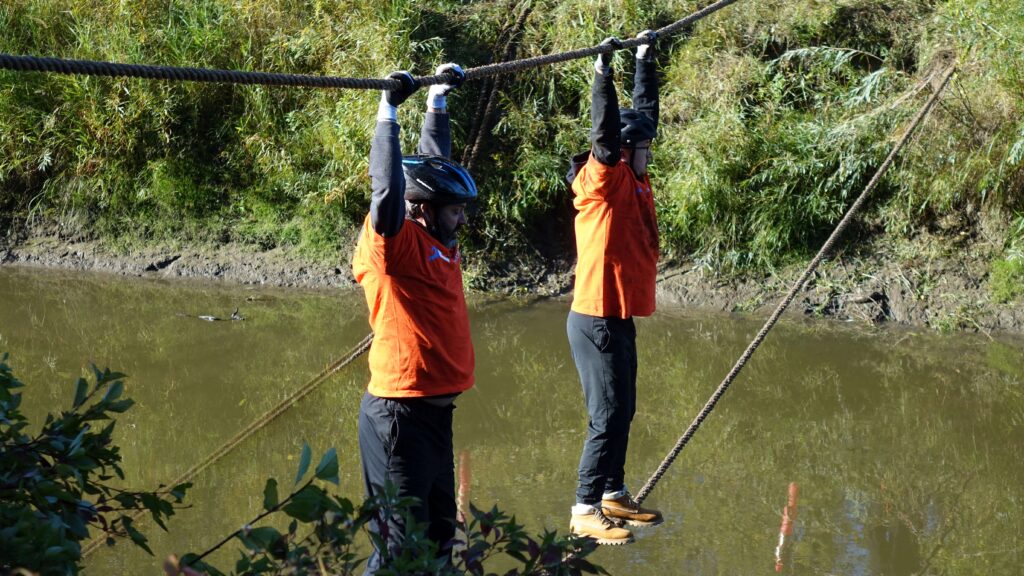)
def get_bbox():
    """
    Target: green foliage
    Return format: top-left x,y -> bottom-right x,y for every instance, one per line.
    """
0,354 -> 190,575
177,445 -> 604,576
0,352 -> 598,575
2,0 -> 1023,271
0,0 -> 397,250
990,214 -> 1024,303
